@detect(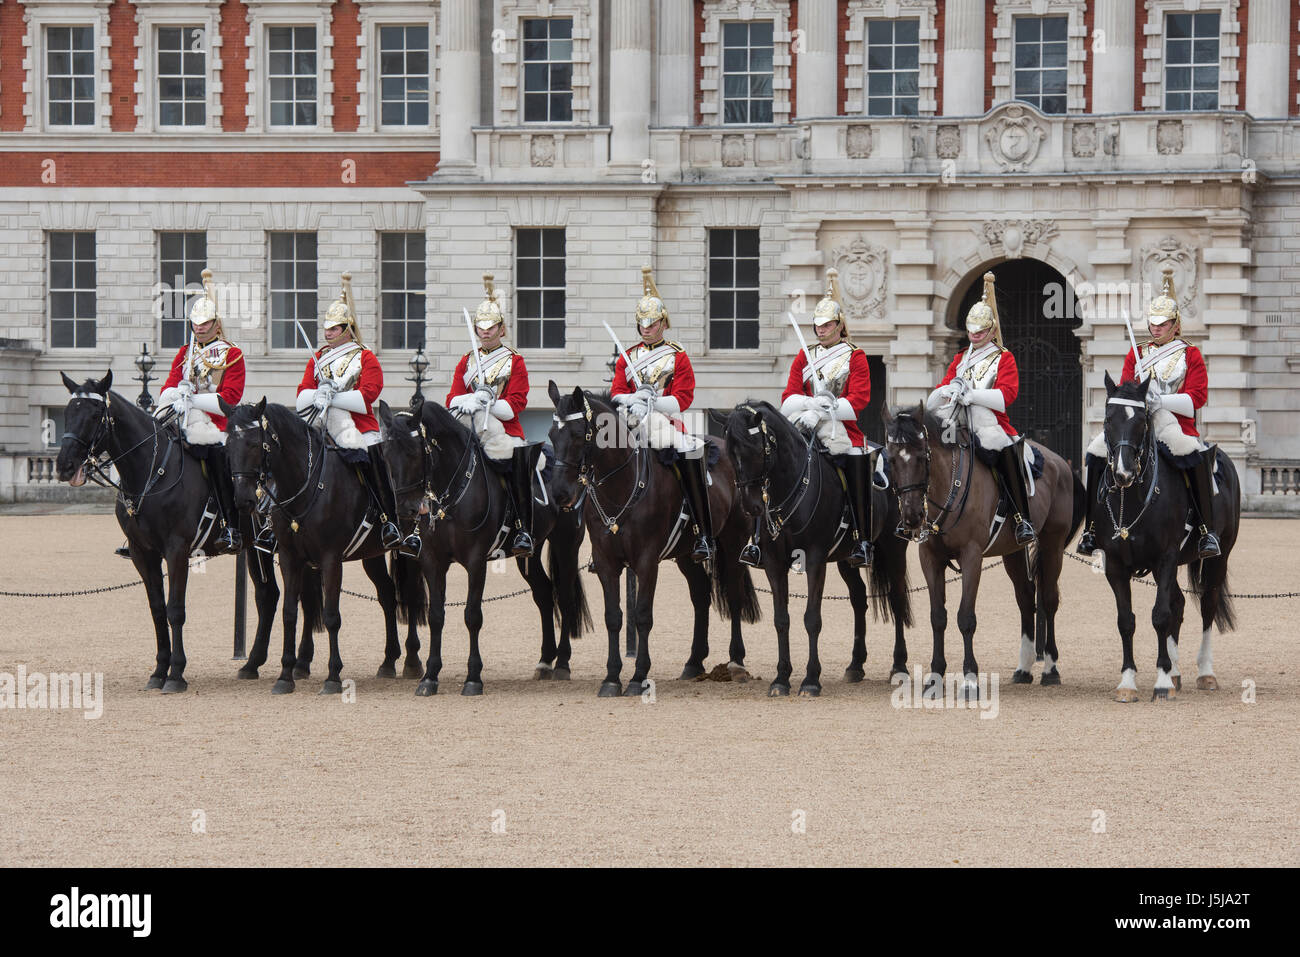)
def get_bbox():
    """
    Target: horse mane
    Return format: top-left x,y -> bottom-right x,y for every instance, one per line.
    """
888,405 -> 949,447
418,399 -> 472,444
